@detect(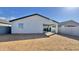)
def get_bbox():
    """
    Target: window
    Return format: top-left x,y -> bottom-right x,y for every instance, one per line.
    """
43,25 -> 51,32
18,23 -> 23,29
